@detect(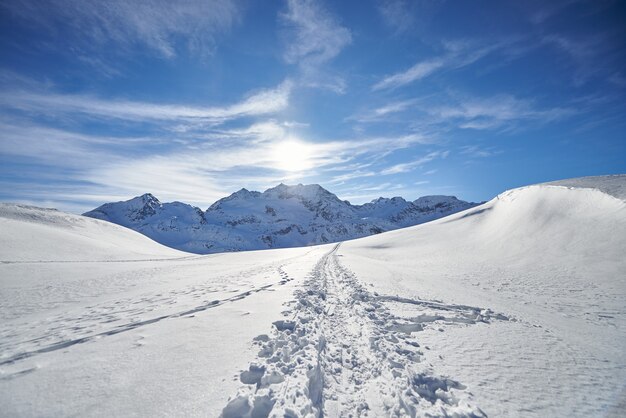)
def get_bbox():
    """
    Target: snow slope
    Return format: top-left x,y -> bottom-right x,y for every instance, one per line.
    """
0,206 -> 325,416
336,176 -> 626,417
0,203 -> 187,261
1,175 -> 624,417
83,184 -> 478,254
